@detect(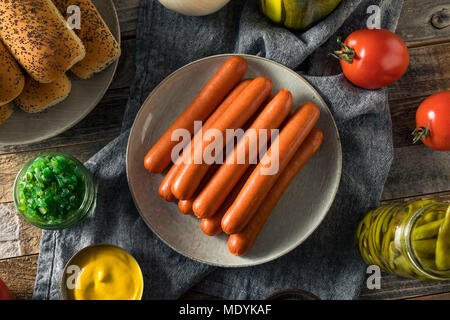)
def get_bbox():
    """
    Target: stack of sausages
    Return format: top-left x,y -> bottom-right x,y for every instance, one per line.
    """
144,56 -> 324,256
